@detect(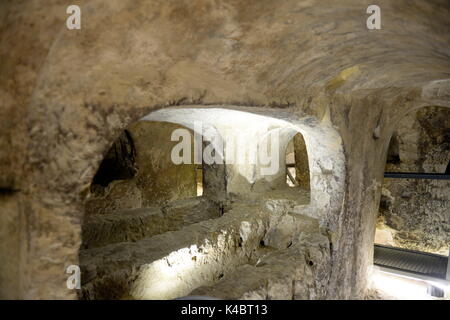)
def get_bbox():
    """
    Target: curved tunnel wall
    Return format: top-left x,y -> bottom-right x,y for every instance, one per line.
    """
142,106 -> 346,228
1,0 -> 448,299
